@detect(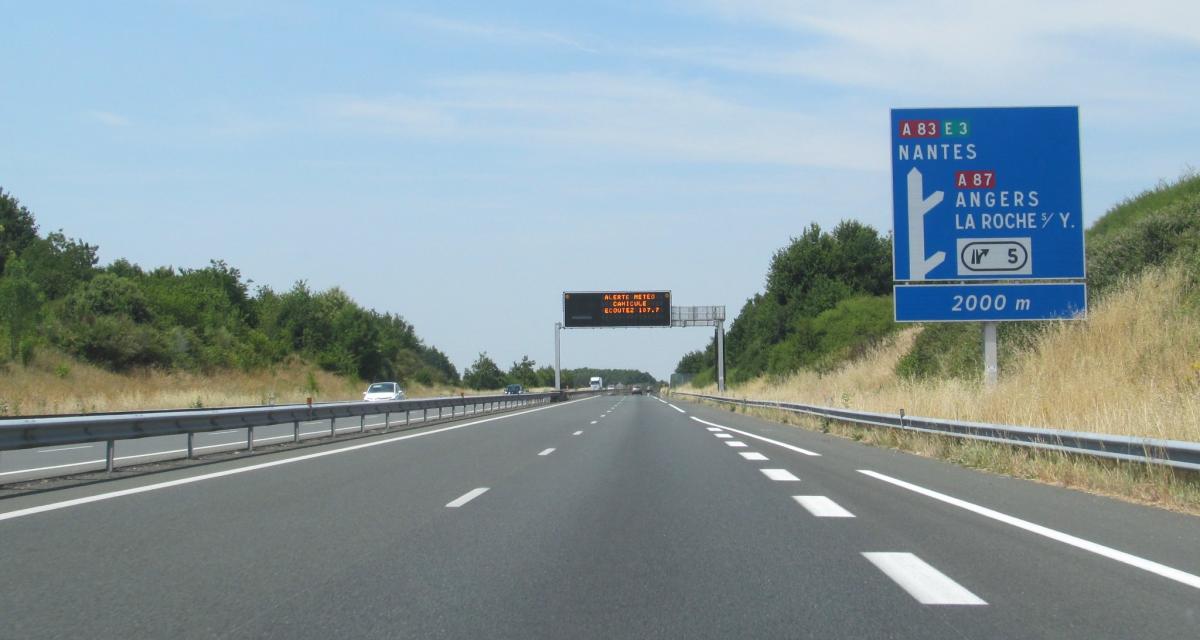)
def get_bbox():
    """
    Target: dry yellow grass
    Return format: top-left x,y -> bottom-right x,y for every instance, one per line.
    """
693,263 -> 1200,442
0,352 -> 474,416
